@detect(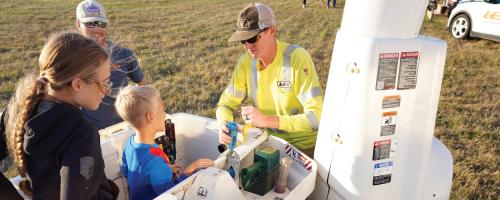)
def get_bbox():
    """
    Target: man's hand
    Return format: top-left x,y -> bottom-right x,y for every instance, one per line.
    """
219,122 -> 232,145
218,122 -> 242,145
183,159 -> 214,176
241,106 -> 279,129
